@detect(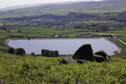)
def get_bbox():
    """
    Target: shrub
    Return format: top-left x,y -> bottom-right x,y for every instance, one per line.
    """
15,48 -> 25,56
31,52 -> 36,56
41,49 -> 46,56
54,50 -> 59,57
41,49 -> 59,57
18,30 -> 21,33
8,47 -> 15,54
